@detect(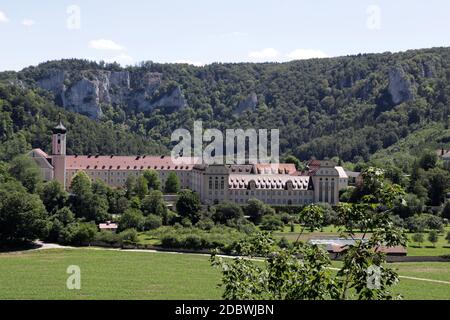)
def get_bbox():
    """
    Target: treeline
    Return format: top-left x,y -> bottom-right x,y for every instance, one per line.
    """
340,152 -> 450,227
0,154 -> 186,247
